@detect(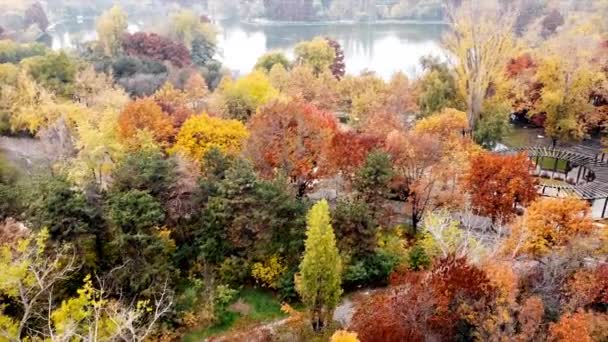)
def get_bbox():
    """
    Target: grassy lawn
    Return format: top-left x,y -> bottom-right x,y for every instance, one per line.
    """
536,157 -> 568,172
182,288 -> 286,341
